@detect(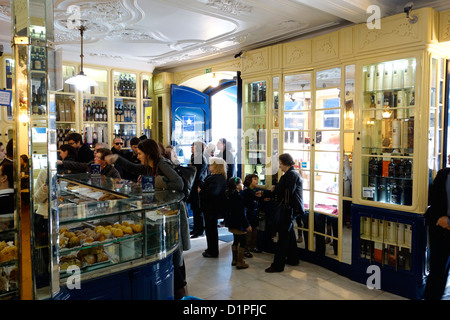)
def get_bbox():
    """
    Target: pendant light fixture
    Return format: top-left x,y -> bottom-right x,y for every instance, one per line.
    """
65,25 -> 98,91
